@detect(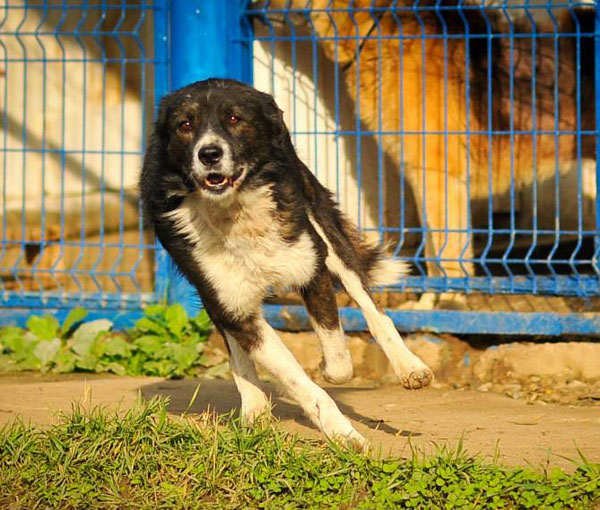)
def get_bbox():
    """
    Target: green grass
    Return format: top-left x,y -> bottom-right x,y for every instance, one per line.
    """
0,399 -> 598,509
